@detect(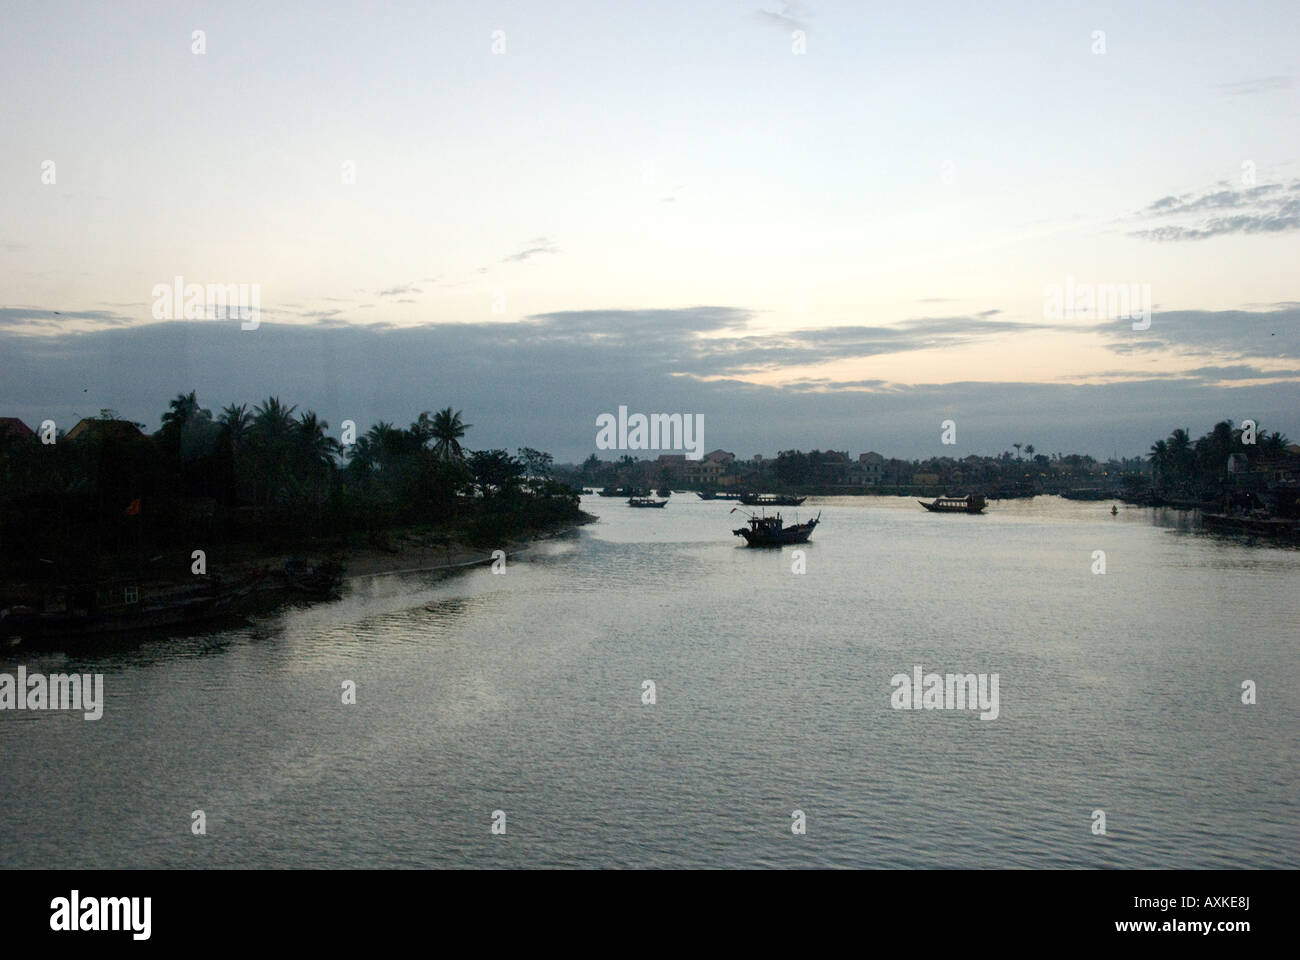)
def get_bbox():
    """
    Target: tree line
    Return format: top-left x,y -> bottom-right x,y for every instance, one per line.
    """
1147,421 -> 1289,497
0,393 -> 578,580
